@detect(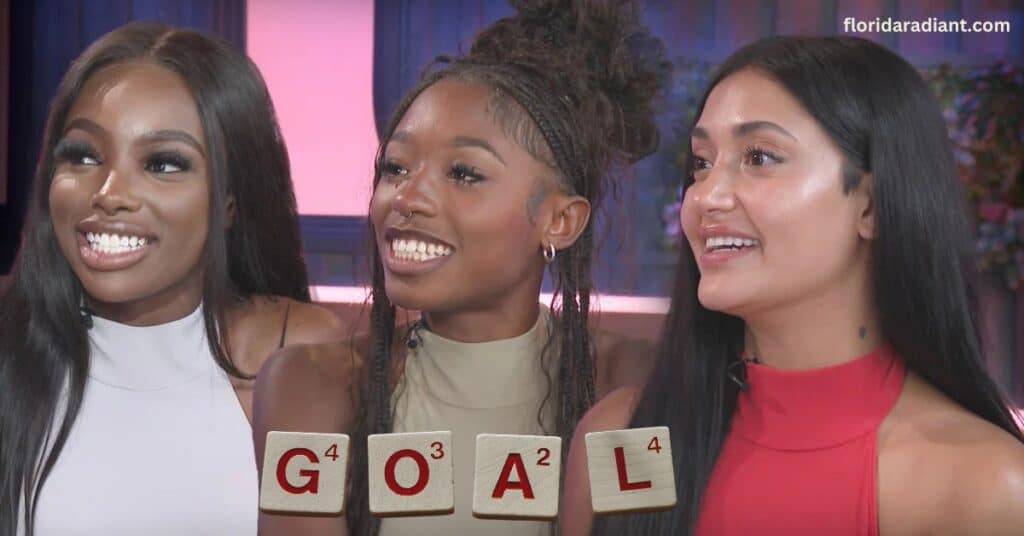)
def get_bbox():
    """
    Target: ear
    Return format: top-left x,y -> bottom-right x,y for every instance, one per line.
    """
855,173 -> 874,240
224,194 -> 237,229
543,192 -> 591,252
